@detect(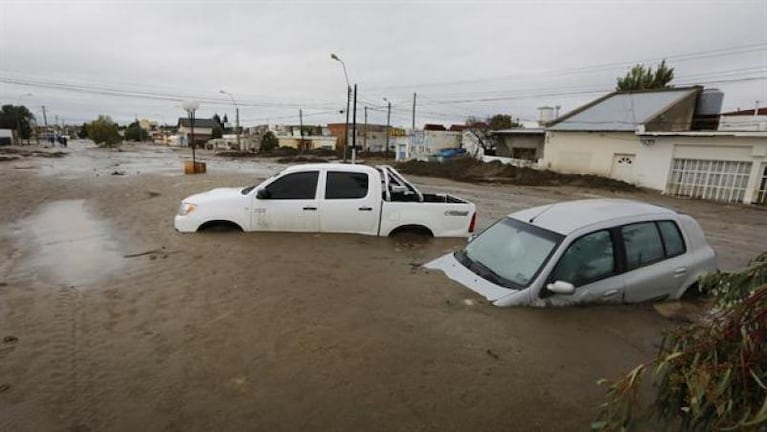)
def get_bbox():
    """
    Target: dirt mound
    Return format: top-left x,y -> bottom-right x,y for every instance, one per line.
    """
395,158 -> 637,191
277,155 -> 329,164
214,151 -> 258,158
0,147 -> 68,159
